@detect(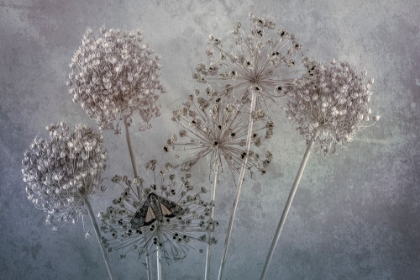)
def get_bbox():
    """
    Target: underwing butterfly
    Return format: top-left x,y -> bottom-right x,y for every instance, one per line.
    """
130,193 -> 184,230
